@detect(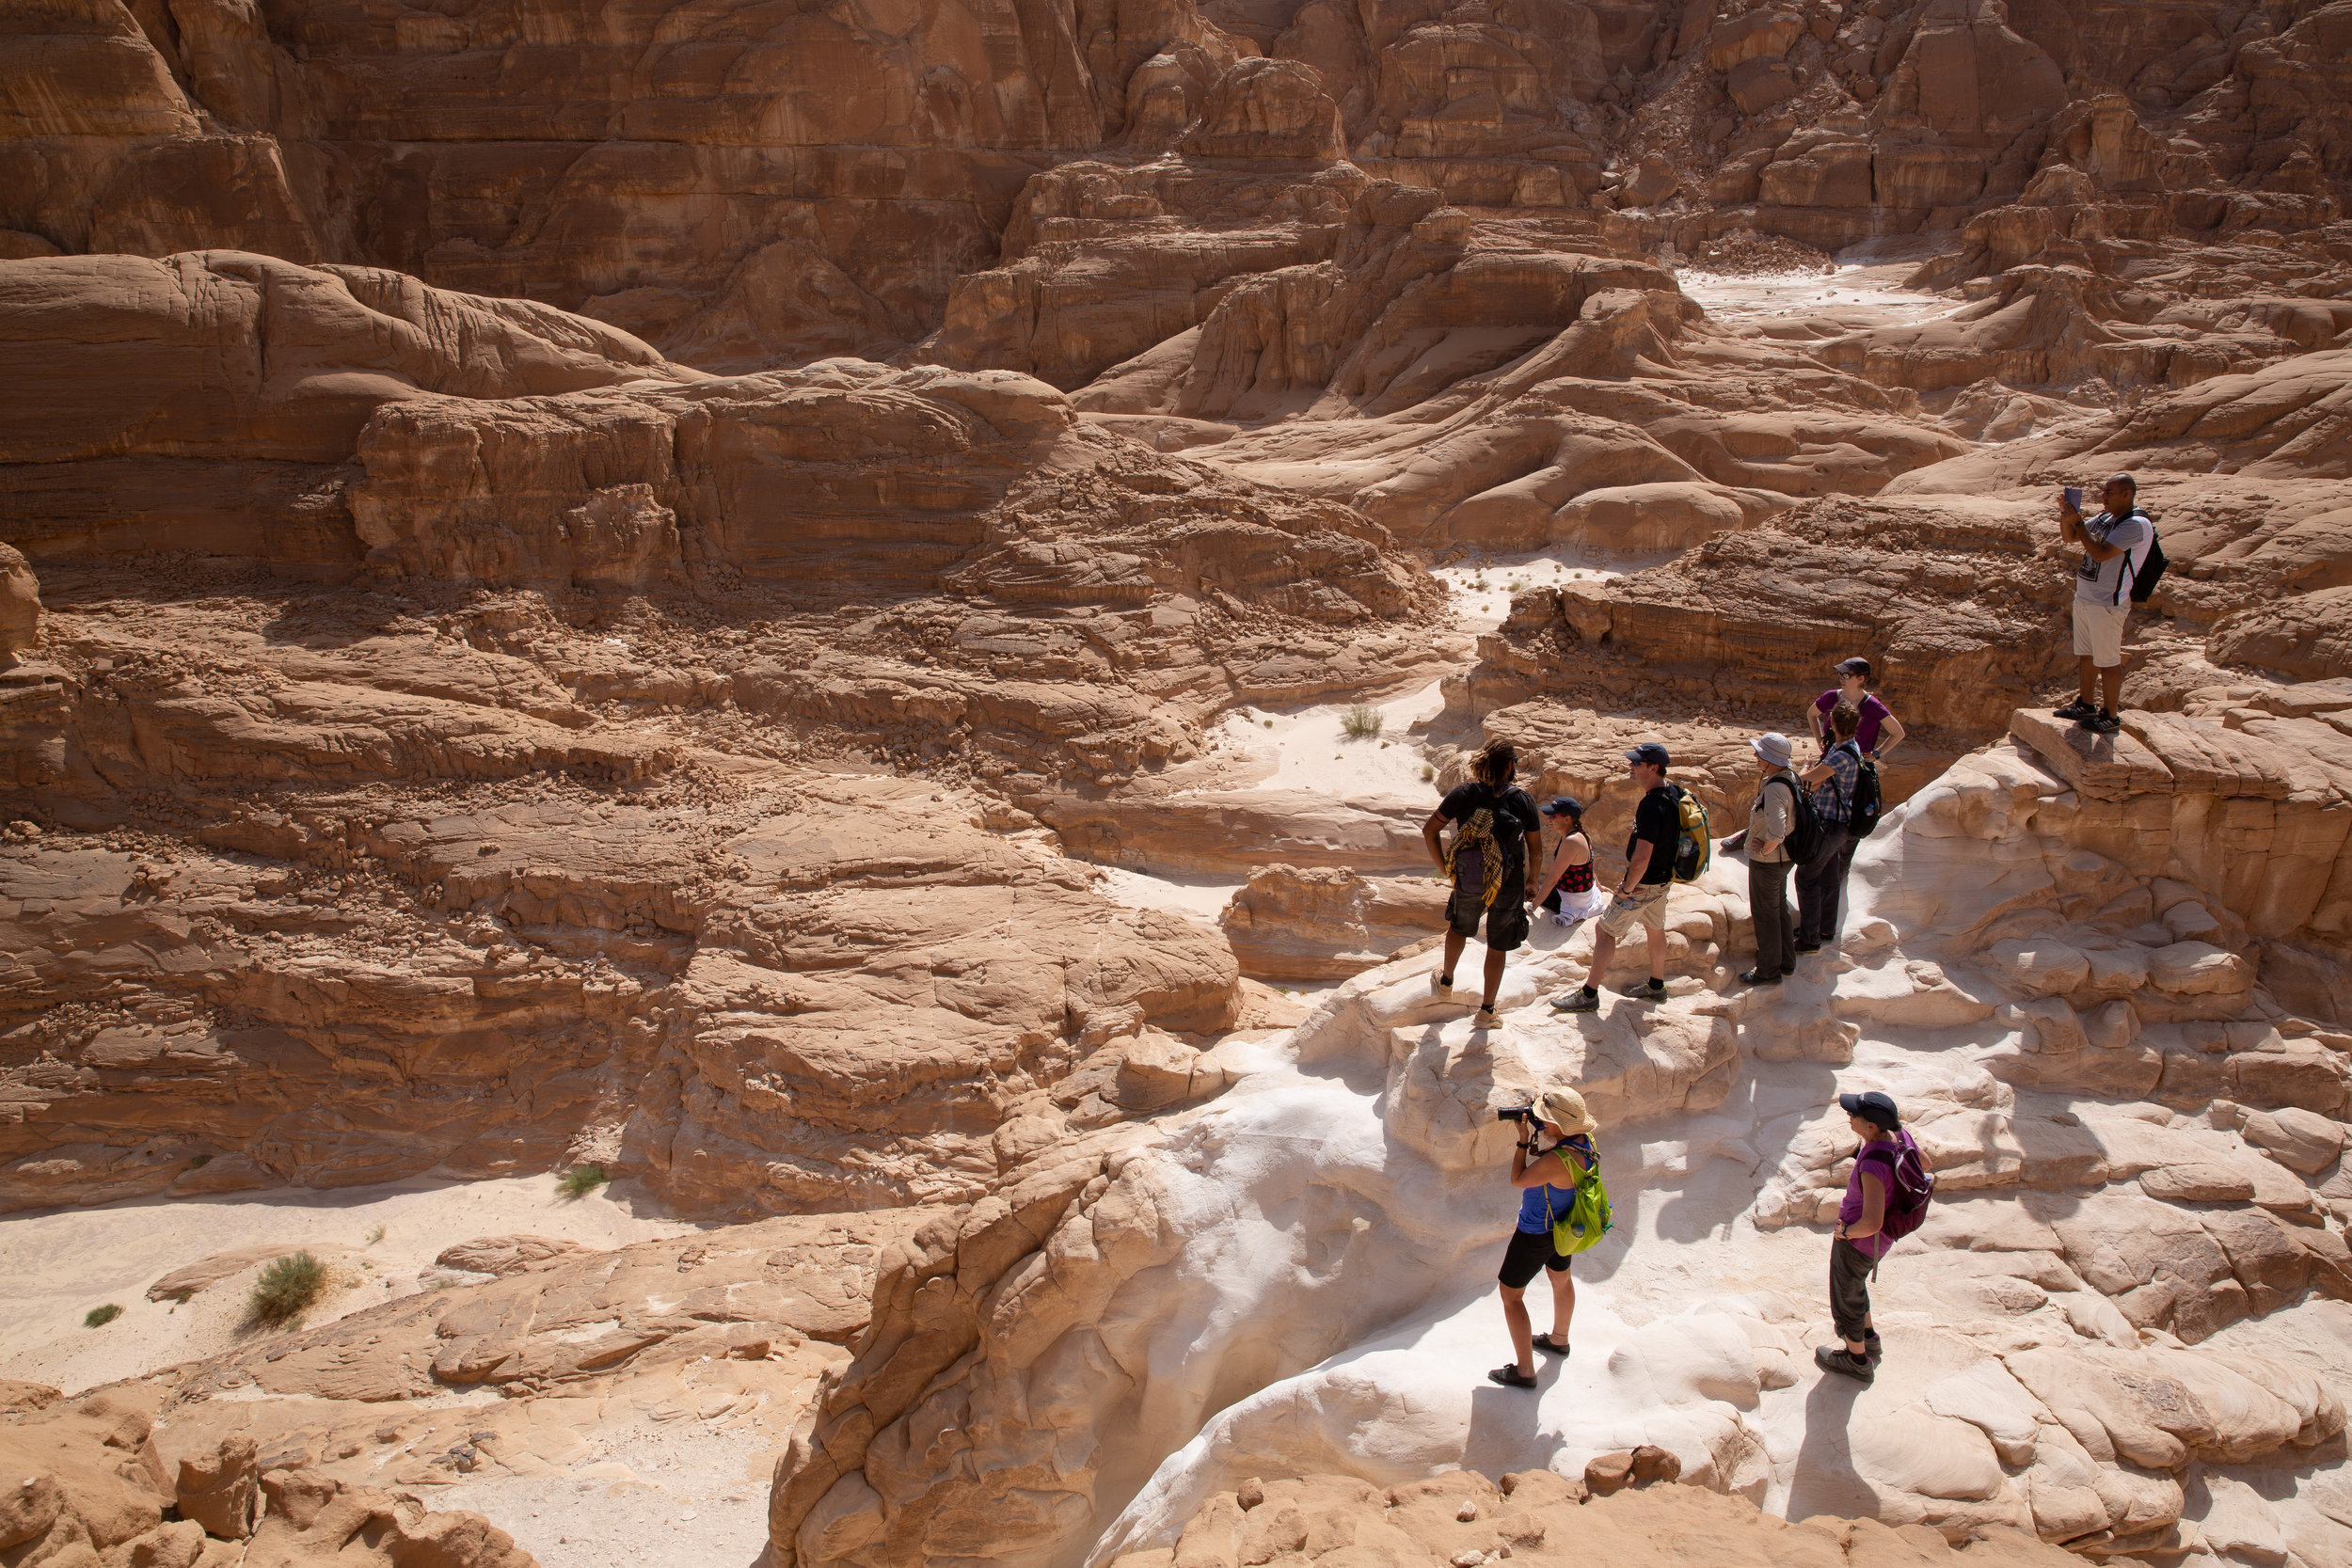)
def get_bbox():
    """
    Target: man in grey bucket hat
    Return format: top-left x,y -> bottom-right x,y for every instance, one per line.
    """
1742,733 -> 1801,986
